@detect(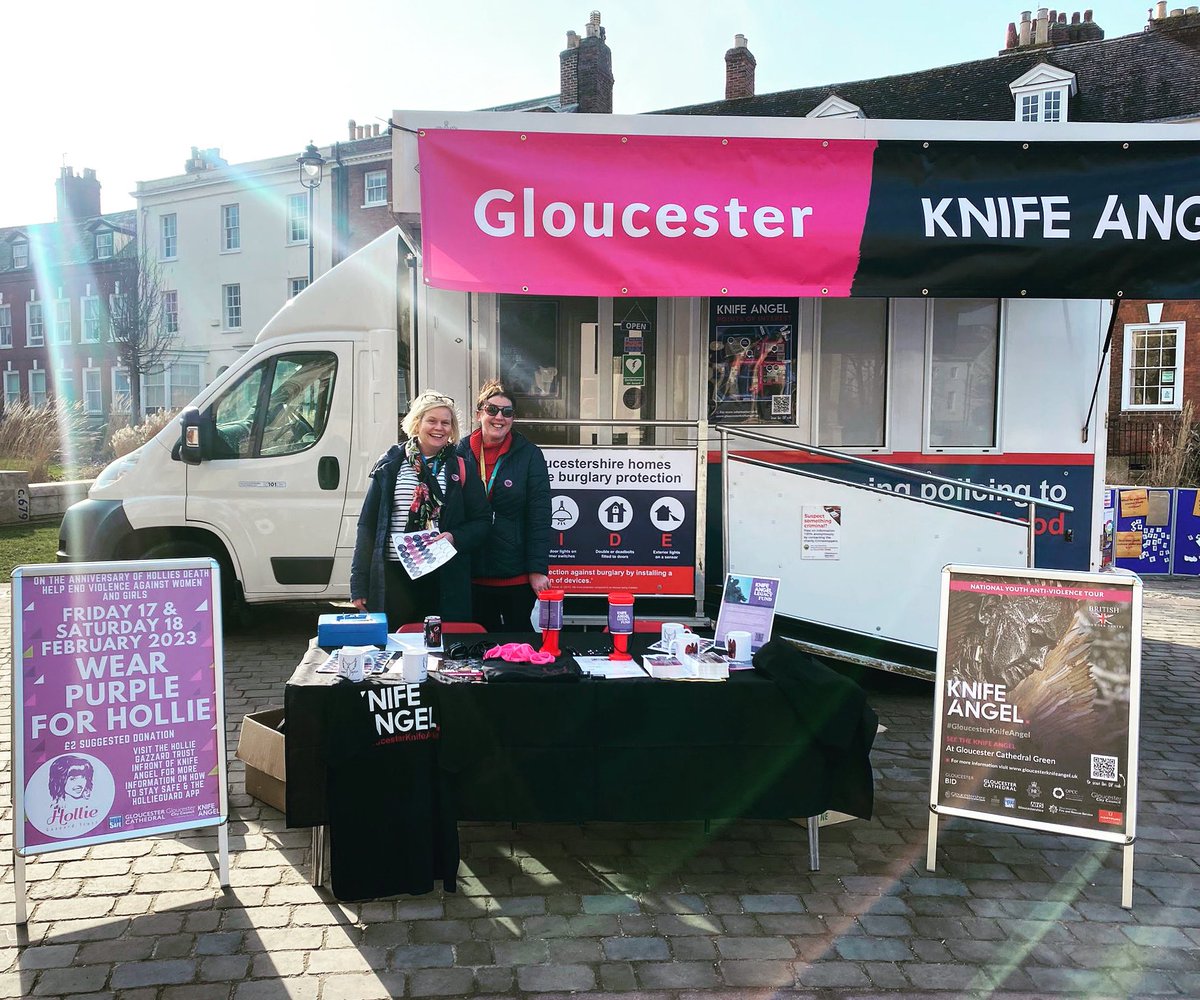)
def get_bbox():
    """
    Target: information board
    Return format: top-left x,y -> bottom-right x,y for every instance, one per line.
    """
13,559 -> 226,856
544,447 -> 696,595
930,565 -> 1141,845
1170,489 -> 1200,577
1112,486 -> 1172,574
